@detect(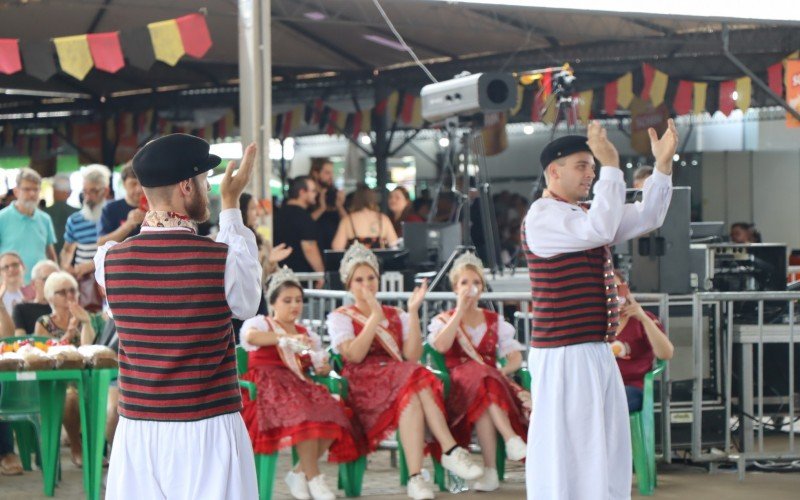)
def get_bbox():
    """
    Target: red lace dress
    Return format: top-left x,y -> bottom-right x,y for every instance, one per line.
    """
327,304 -> 445,454
239,316 -> 363,462
428,309 -> 529,448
